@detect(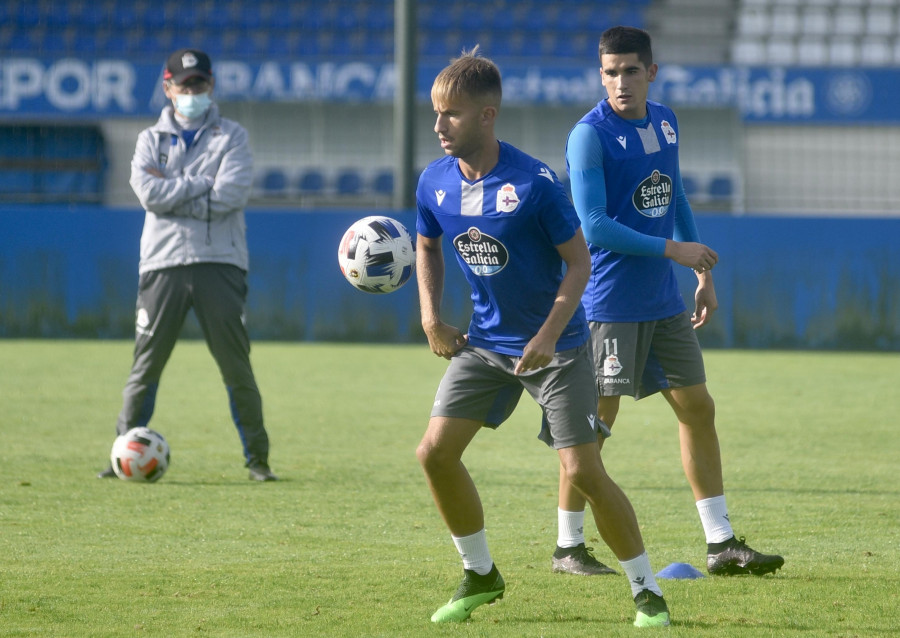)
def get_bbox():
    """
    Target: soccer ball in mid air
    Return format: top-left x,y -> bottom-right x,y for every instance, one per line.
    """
338,216 -> 416,293
110,427 -> 170,482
